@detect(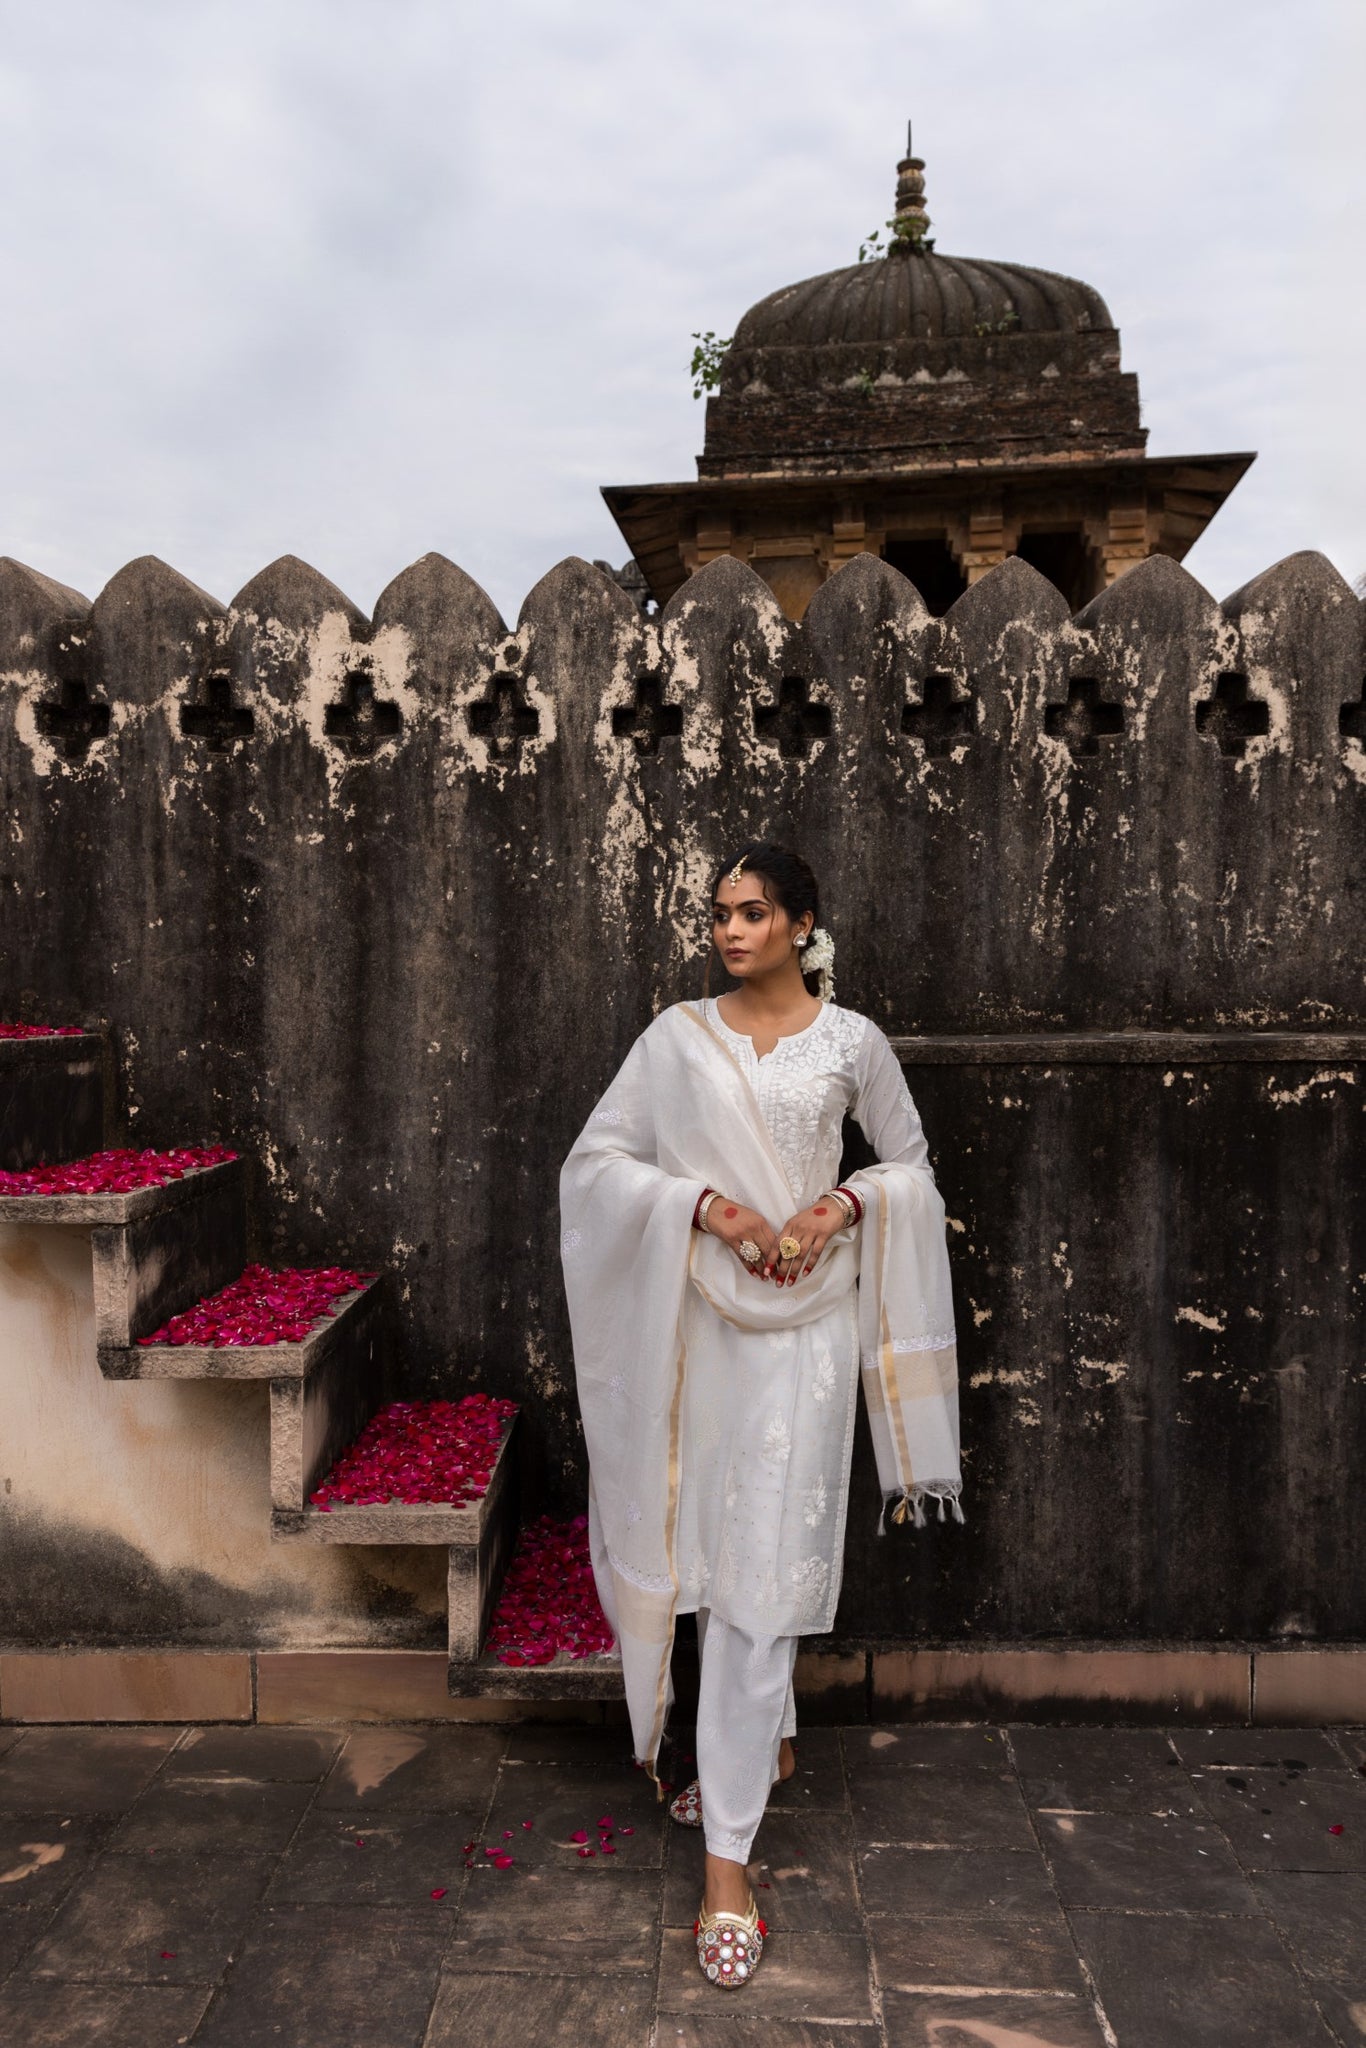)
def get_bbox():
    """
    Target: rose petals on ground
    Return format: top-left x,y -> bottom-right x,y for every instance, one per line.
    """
485,1514 -> 615,1664
0,1144 -> 236,1199
1329,1823 -> 1345,1835
577,1846 -> 595,1858
493,1854 -> 514,1868
429,1887 -> 448,1899
307,1394 -> 516,1509
139,1262 -> 377,1350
